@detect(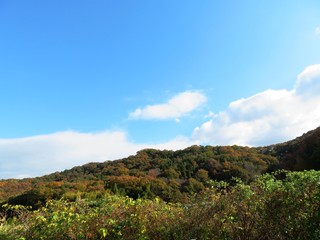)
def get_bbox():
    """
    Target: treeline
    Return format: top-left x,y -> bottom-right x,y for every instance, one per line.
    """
2,125 -> 320,207
1,127 -> 320,239
258,126 -> 320,170
1,145 -> 279,206
1,170 -> 319,239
